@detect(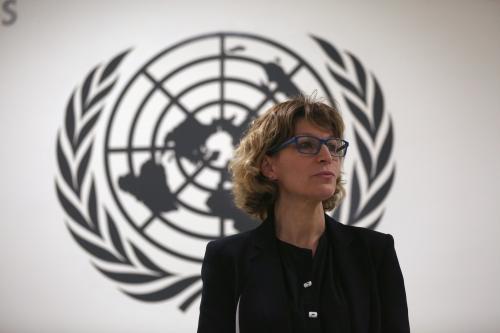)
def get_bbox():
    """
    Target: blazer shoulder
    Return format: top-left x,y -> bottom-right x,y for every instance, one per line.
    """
329,214 -> 392,242
327,215 -> 395,263
204,225 -> 258,260
346,223 -> 393,245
